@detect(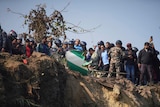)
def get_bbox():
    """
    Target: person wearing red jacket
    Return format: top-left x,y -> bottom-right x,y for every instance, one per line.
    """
25,39 -> 32,58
